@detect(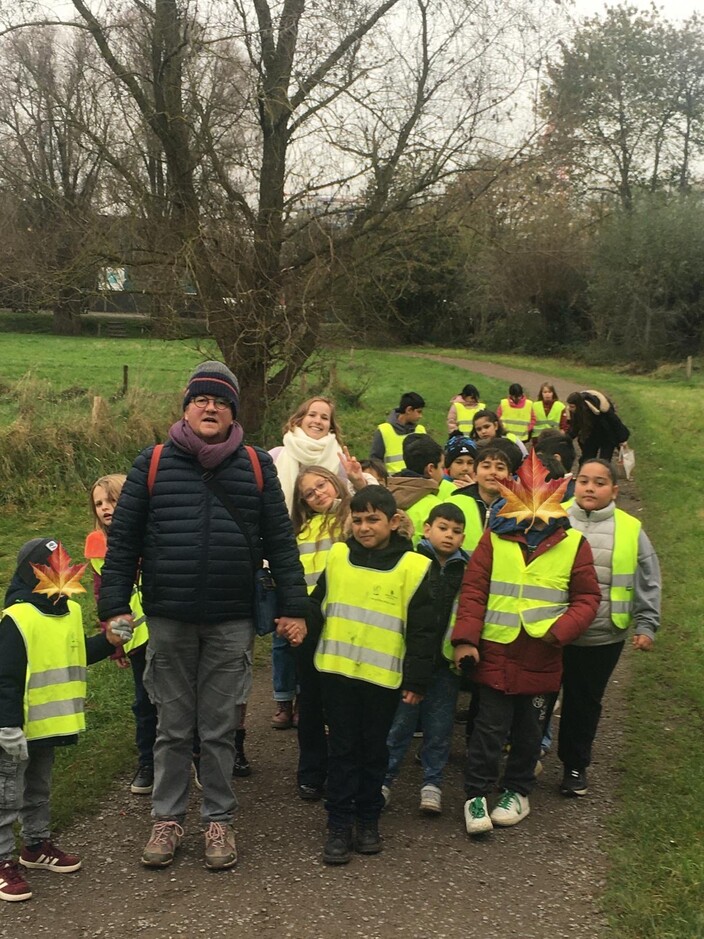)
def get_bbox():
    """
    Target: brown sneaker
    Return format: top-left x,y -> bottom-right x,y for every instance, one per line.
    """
271,701 -> 294,729
204,822 -> 237,870
141,821 -> 184,868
